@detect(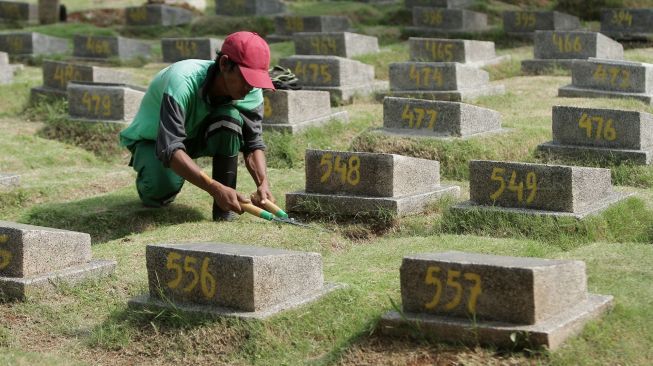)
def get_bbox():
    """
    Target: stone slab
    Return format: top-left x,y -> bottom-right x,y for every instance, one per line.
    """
38,0 -> 59,25
383,97 -> 501,137
294,32 -> 378,58
67,82 -> 146,123
161,37 -> 223,63
399,251 -> 587,324
302,80 -> 389,105
125,4 -> 193,26
558,85 -> 653,105
0,32 -> 69,57
43,60 -> 132,91
304,149 -> 442,197
263,111 -> 349,134
533,31 -> 623,61
380,84 -> 505,102
409,37 -> 508,67
0,221 -> 91,277
537,142 -> 653,165
273,15 -> 350,37
601,8 -> 653,40
406,0 -> 473,9
144,243 -> 326,312
215,0 -> 285,16
129,282 -> 343,320
286,185 -> 460,217
262,89 -> 350,133
379,293 -> 613,350
412,7 -> 489,32
503,11 -> 580,35
0,173 -> 18,188
390,62 -> 492,92
468,160 -> 619,213
0,259 -> 116,300
279,55 -> 376,88
73,34 -> 151,61
0,1 -> 37,23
